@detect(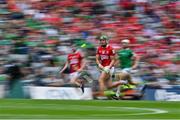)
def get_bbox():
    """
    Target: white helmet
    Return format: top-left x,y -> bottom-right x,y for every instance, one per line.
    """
121,39 -> 130,43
